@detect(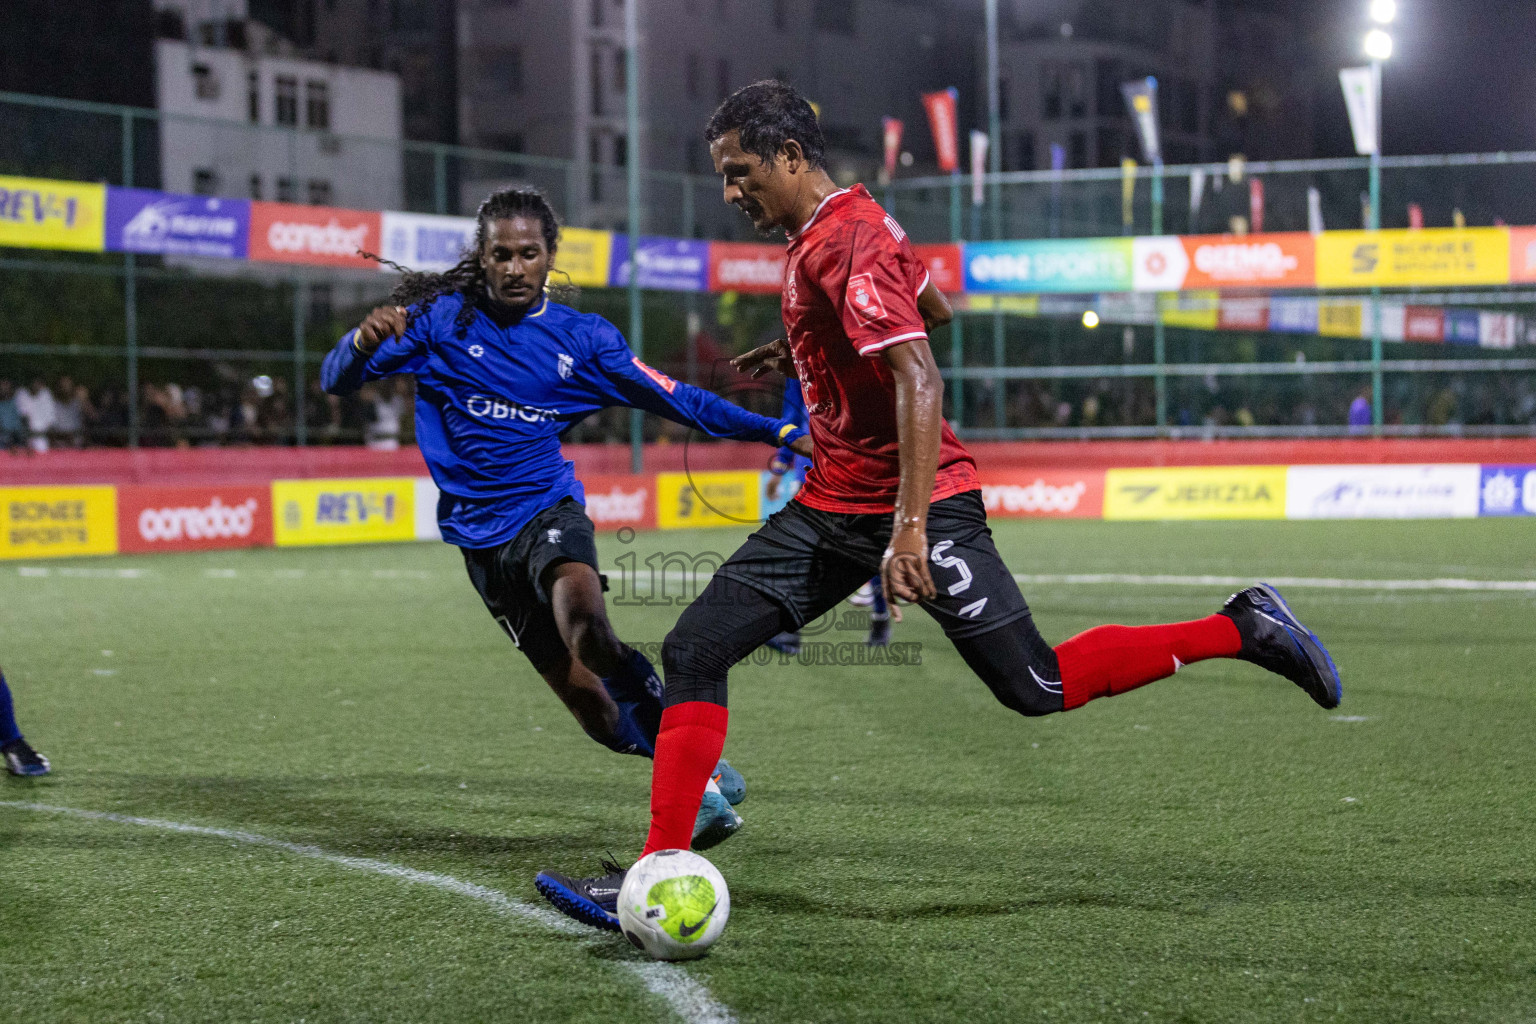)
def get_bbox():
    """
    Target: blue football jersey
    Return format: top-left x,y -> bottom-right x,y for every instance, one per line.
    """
321,292 -> 802,548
